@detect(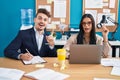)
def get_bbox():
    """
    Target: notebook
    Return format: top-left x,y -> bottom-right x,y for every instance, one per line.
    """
69,45 -> 102,64
22,56 -> 47,65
